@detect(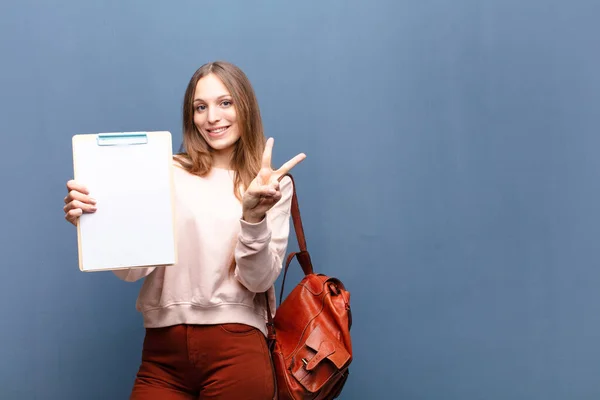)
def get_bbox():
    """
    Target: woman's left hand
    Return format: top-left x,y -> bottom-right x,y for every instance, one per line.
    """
242,138 -> 306,223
